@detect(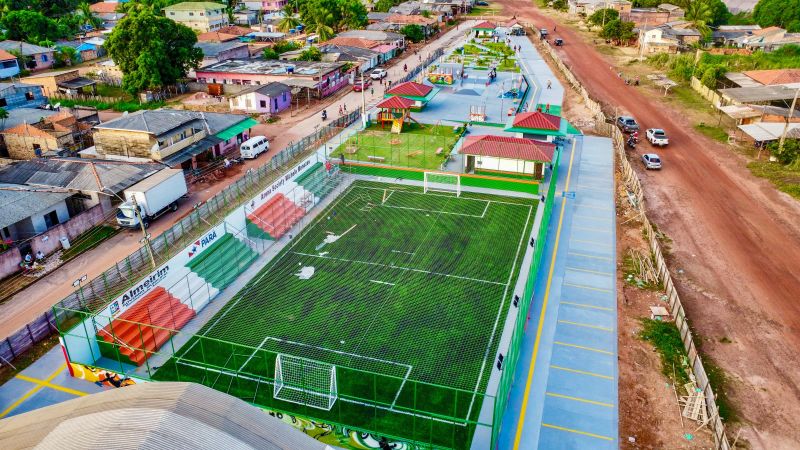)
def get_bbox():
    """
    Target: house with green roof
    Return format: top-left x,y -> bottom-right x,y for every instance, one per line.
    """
384,81 -> 437,110
504,111 -> 568,141
163,2 -> 226,33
